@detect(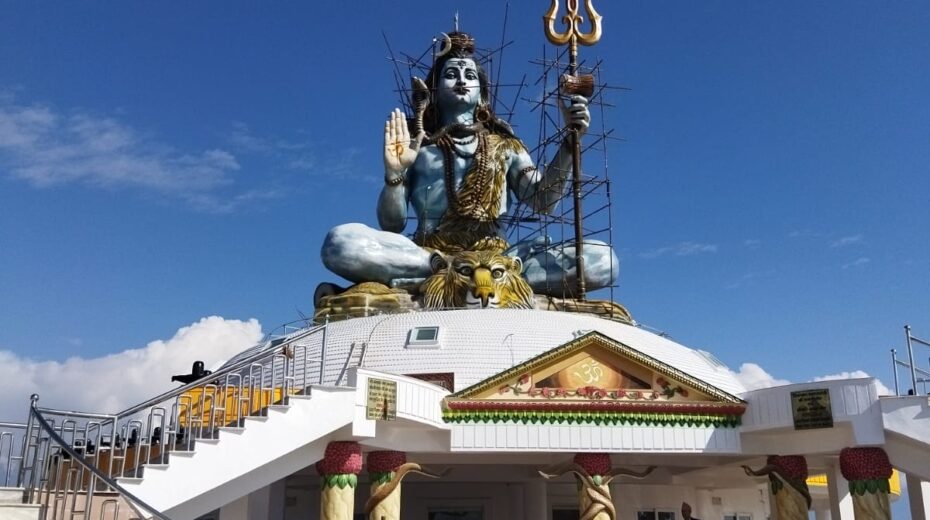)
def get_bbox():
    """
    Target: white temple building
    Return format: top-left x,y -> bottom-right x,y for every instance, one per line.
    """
4,308 -> 926,520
